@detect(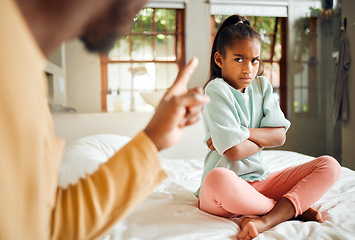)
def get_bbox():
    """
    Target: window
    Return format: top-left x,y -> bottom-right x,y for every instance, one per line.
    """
292,17 -> 318,116
100,8 -> 185,112
211,15 -> 288,115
